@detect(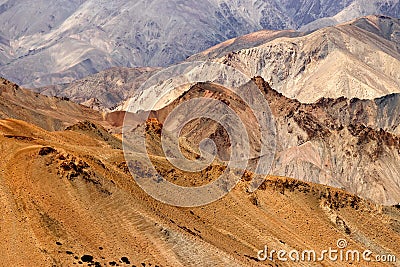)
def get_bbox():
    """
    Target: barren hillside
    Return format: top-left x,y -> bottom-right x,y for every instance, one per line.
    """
0,117 -> 399,266
0,77 -> 106,131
